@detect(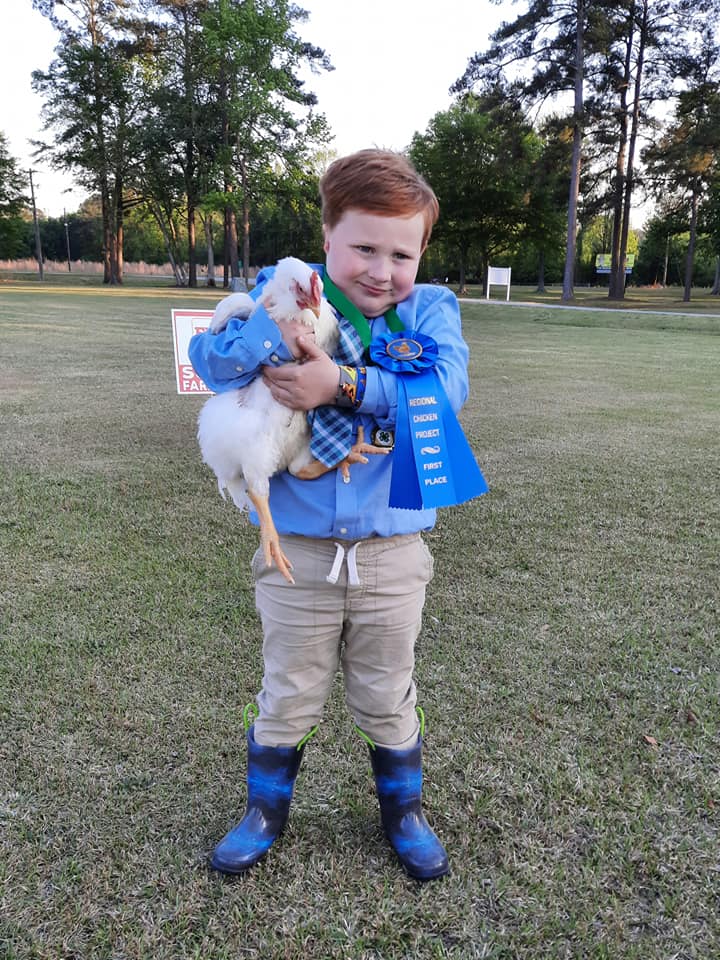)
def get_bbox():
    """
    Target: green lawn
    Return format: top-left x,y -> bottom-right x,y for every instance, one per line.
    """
1,283 -> 718,959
